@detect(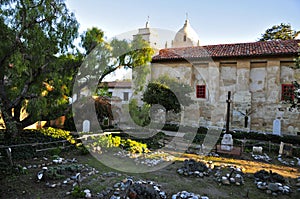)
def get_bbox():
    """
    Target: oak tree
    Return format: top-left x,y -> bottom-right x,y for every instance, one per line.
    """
0,0 -> 79,137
